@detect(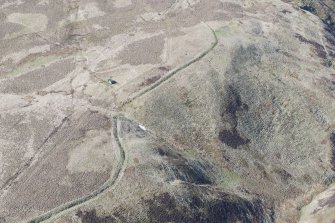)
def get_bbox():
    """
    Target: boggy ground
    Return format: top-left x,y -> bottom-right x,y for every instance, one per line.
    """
0,0 -> 335,223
